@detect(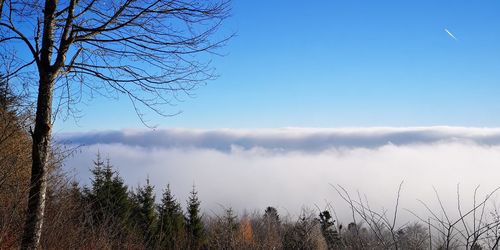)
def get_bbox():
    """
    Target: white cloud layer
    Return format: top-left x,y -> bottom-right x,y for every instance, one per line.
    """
60,127 -> 500,223
57,126 -> 500,152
